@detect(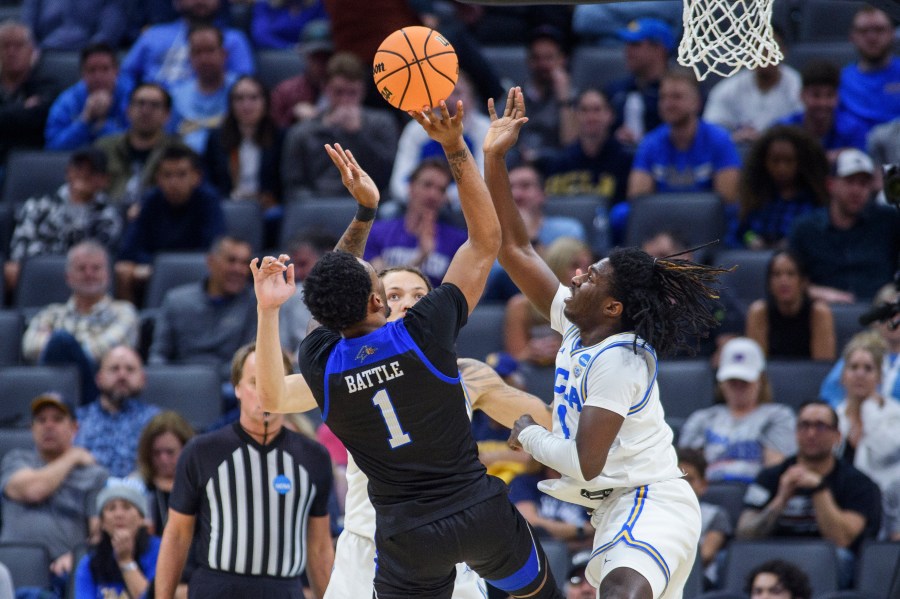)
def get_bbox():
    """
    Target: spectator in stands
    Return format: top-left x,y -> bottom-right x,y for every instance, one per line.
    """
286,230 -> 337,282
736,400 -> 881,586
821,283 -> 900,406
120,0 -> 253,90
627,68 -> 742,203
504,237 -> 592,366
170,23 -> 238,153
22,0 -> 127,50
834,331 -> 900,490
778,61 -> 868,156
745,250 -> 837,360
680,337 -> 797,484
389,71 -> 489,204
605,18 -> 673,146
0,20 -> 59,170
363,158 -> 464,288
132,411 -> 195,535
22,241 -> 138,402
250,0 -> 326,49
677,448 -> 731,585
731,126 -> 829,250
538,87 -> 633,201
115,144 -> 226,303
563,550 -> 596,599
745,560 -> 812,599
282,51 -> 398,200
5,149 -> 122,293
94,83 -> 179,207
204,75 -> 283,248
507,164 -> 587,245
517,25 -> 577,160
703,29 -> 802,145
0,393 -> 108,591
840,6 -> 900,134
572,2 -> 681,46
74,345 -> 160,478
270,18 -> 333,128
883,475 -> 900,540
789,148 -> 900,304
148,235 -> 257,383
73,477 -> 160,598
45,43 -> 130,150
